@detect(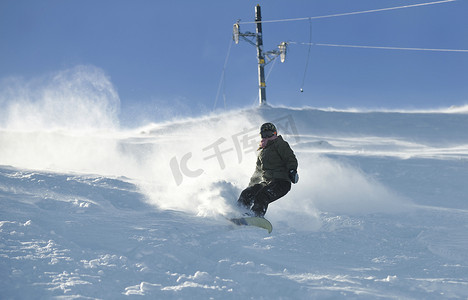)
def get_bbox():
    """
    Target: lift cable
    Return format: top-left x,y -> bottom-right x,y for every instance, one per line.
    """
213,38 -> 233,110
239,0 -> 456,24
289,42 -> 468,53
300,18 -> 313,93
